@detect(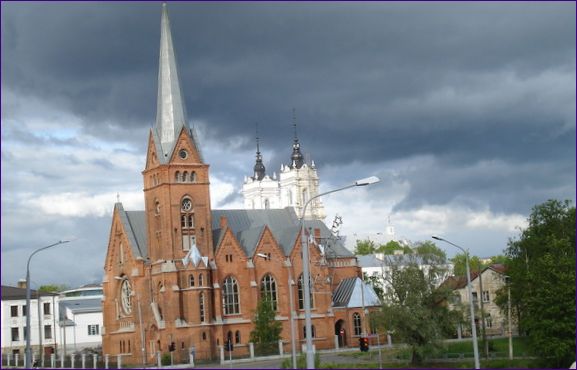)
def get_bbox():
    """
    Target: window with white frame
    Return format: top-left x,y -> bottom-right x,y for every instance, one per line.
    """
88,324 -> 100,336
43,302 -> 51,315
223,276 -> 240,315
10,305 -> 18,317
353,312 -> 362,336
260,274 -> 278,311
44,325 -> 52,339
482,290 -> 490,303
